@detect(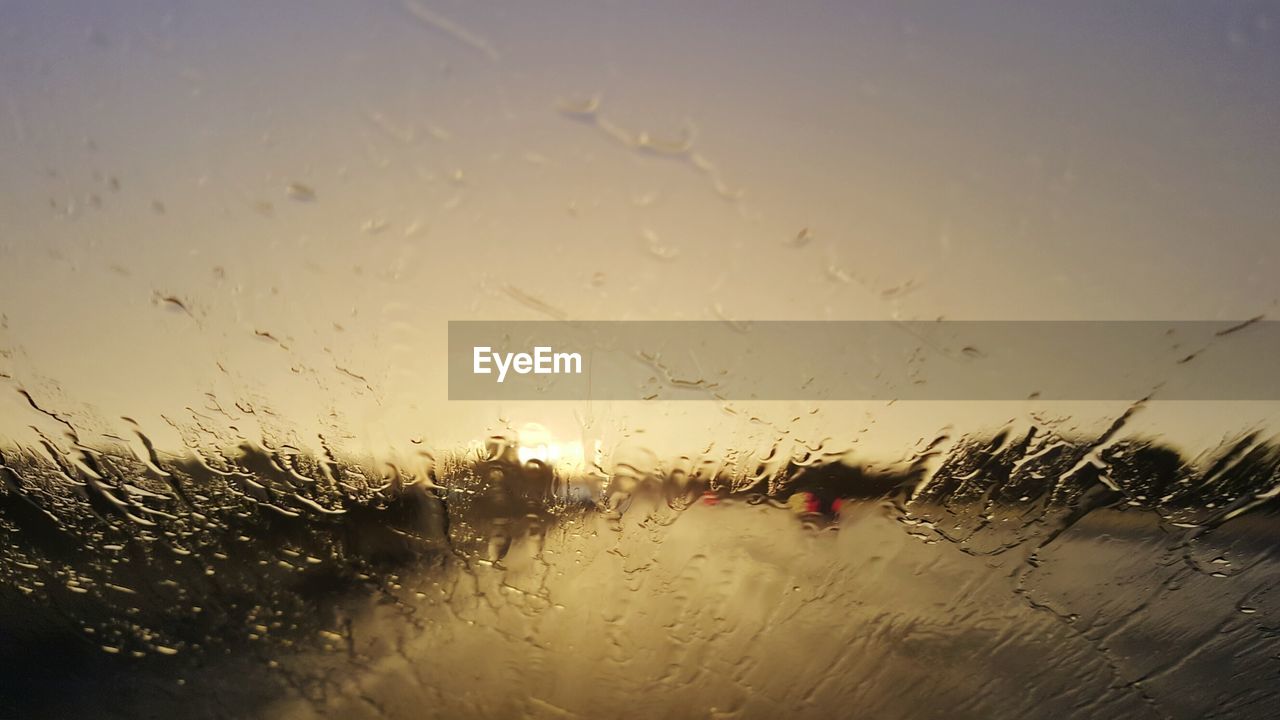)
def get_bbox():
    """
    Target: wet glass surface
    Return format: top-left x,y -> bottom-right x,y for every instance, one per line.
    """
1,1 -> 1279,718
